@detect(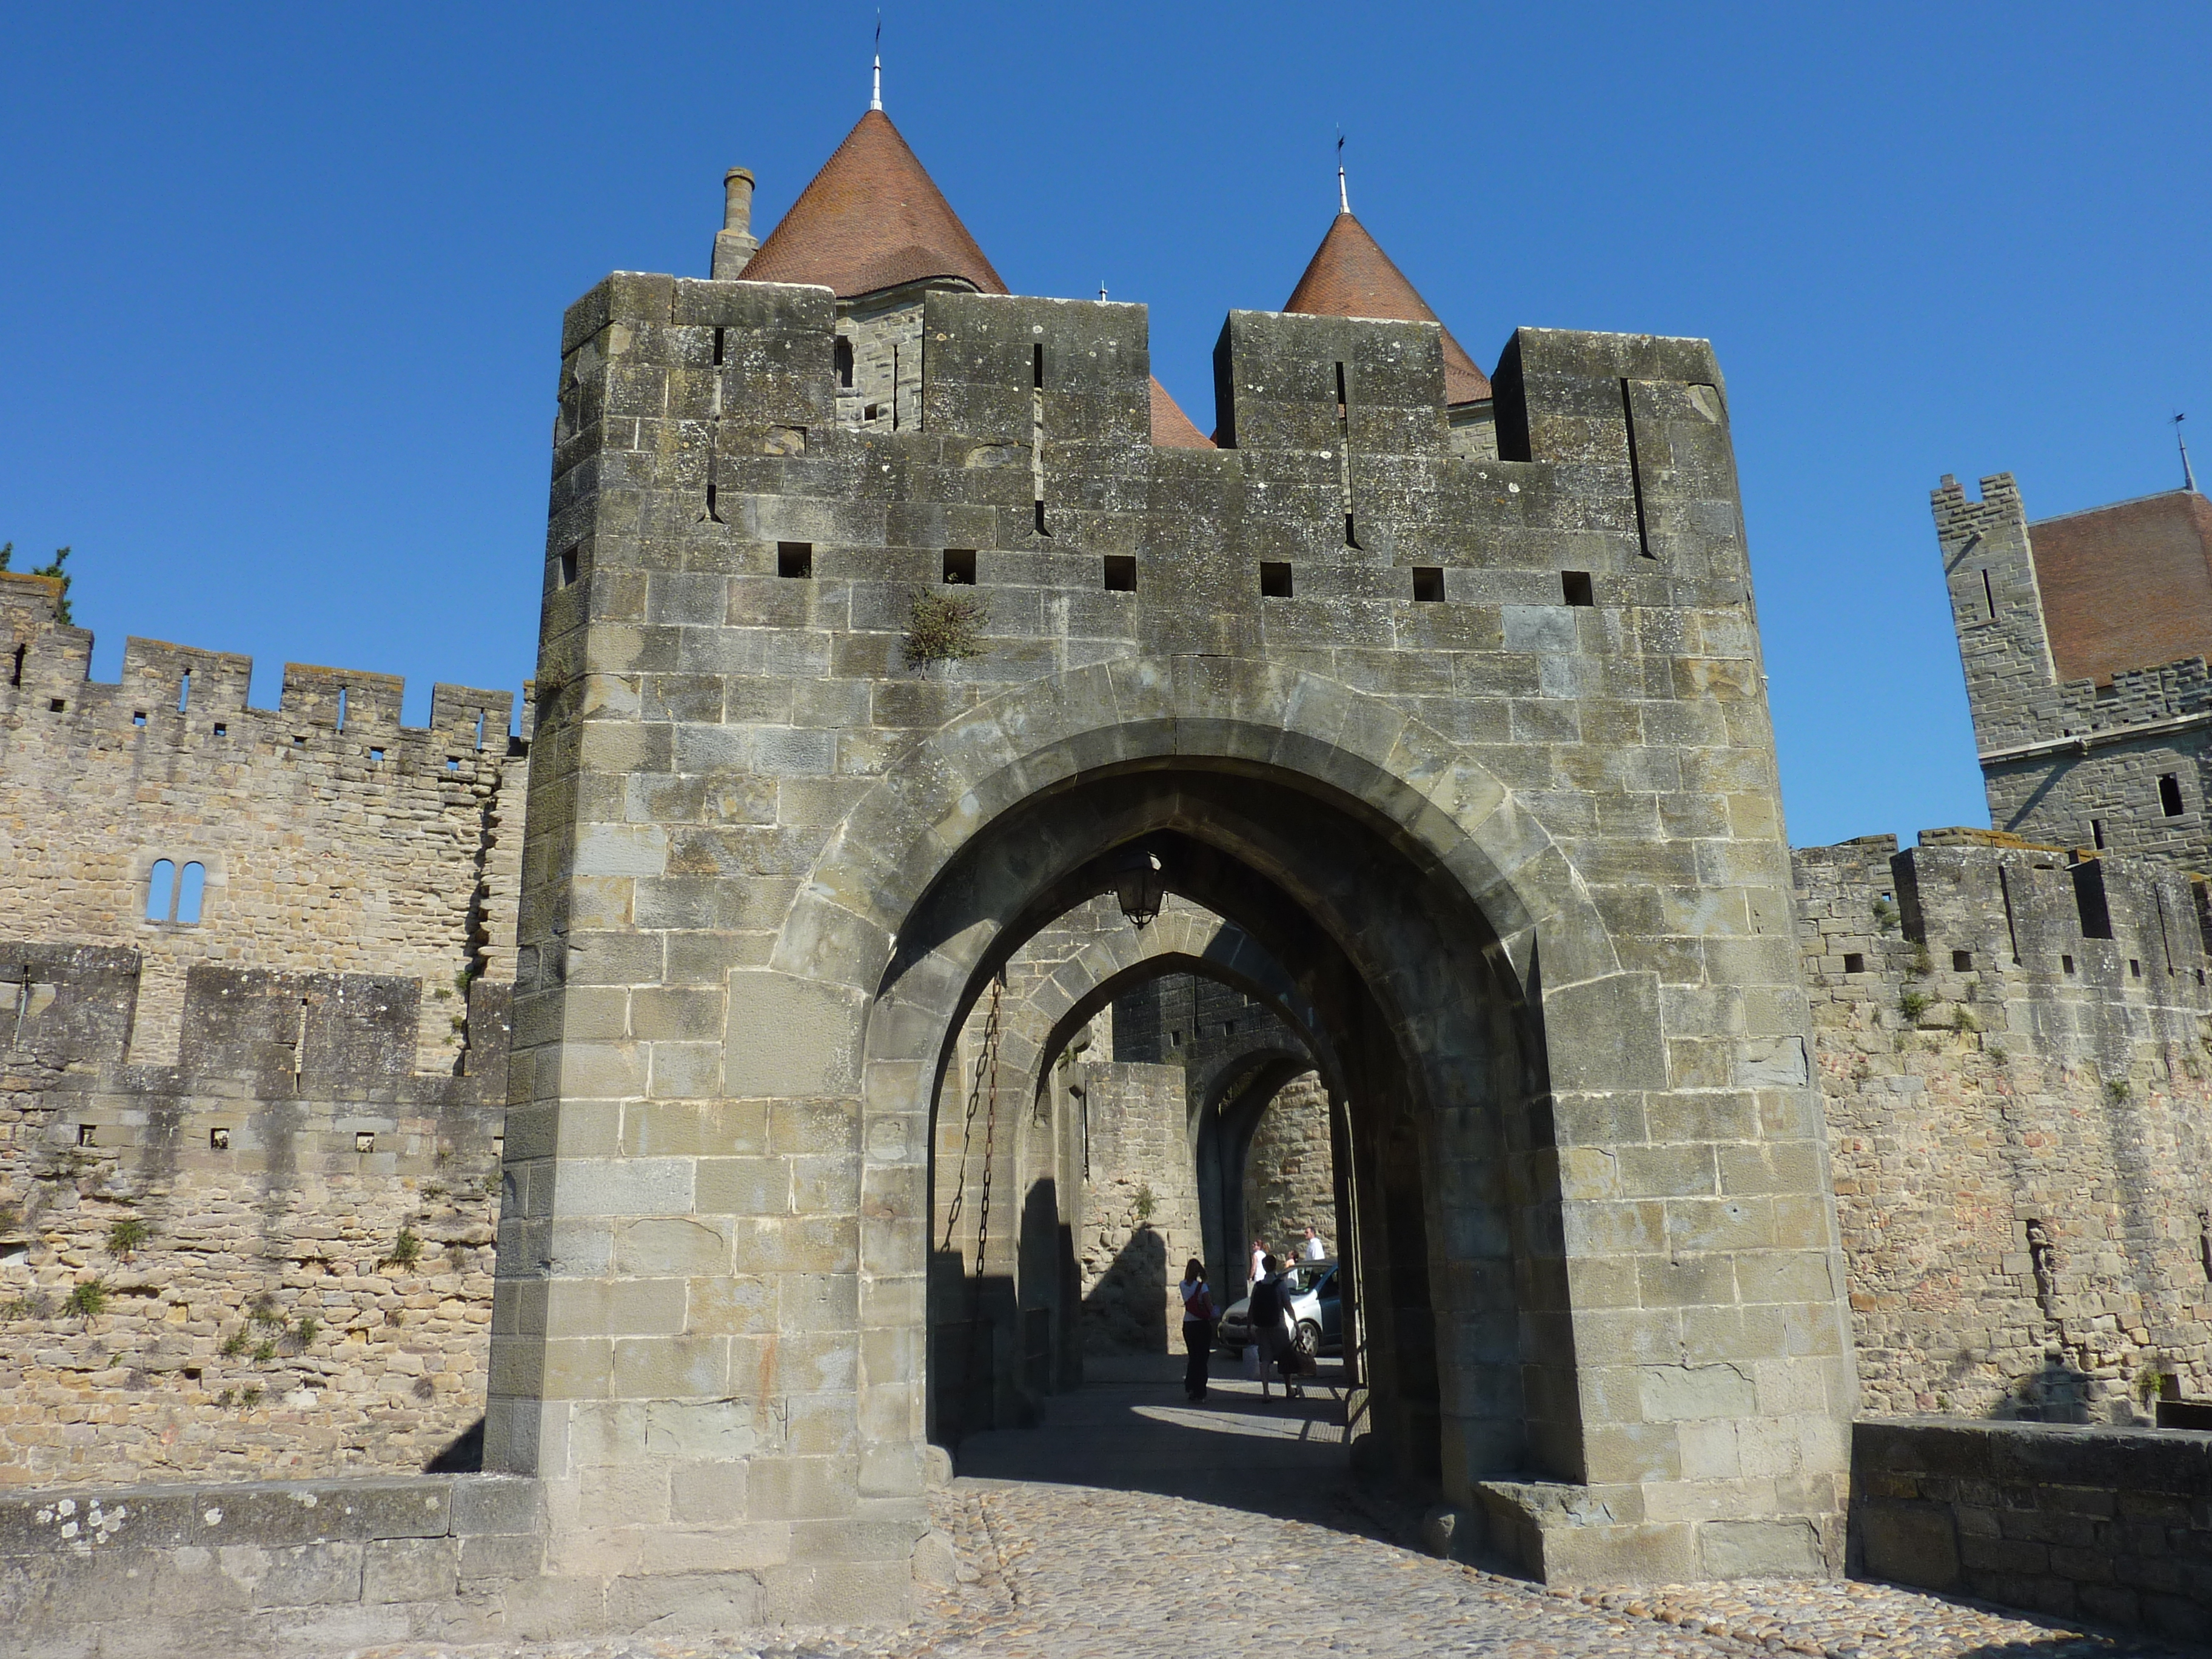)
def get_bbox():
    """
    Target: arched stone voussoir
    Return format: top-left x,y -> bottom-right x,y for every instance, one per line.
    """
788,656 -> 1618,1002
